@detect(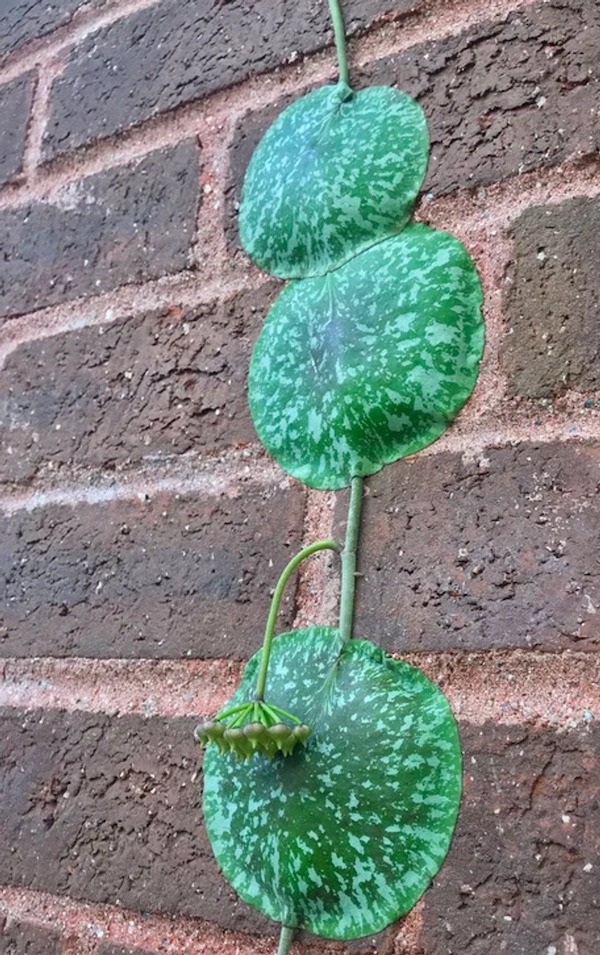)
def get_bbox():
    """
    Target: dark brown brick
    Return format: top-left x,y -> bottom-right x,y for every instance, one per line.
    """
421,722 -> 600,954
0,707 -> 271,934
0,0 -> 96,59
0,74 -> 34,186
502,196 -> 600,399
2,710 -> 598,950
0,141 -> 200,320
0,917 -> 62,955
0,283 -> 280,485
226,0 -> 600,244
0,484 -> 305,658
42,0 -> 423,160
334,443 -> 600,653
